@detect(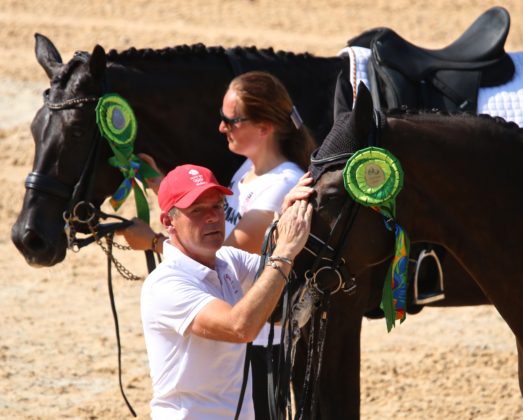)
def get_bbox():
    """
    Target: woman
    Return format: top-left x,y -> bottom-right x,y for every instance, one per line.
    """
122,71 -> 315,418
